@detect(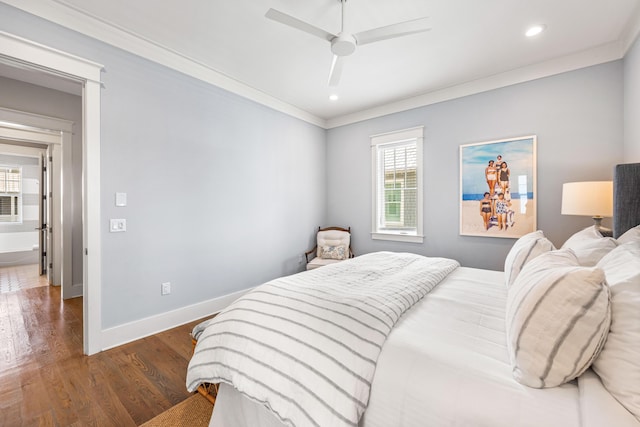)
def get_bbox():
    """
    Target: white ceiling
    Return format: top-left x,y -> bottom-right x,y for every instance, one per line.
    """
2,0 -> 640,128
